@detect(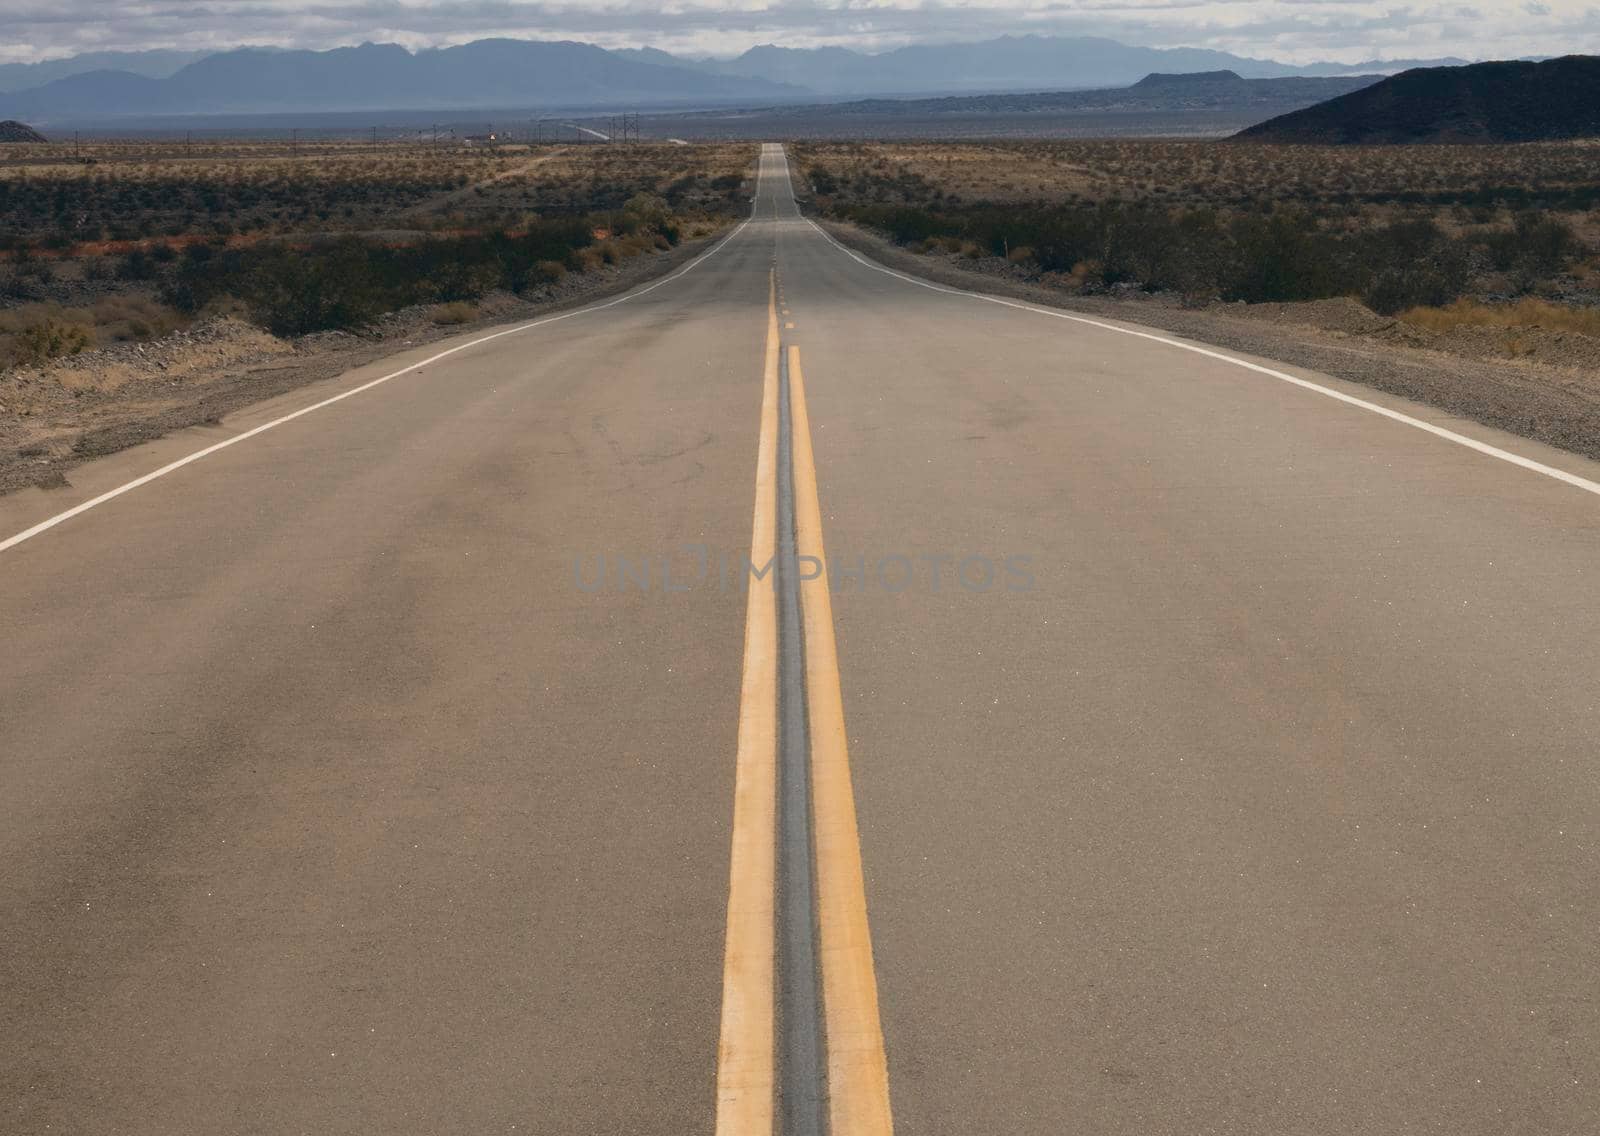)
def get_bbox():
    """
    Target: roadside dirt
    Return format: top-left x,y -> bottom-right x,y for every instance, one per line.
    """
0,231 -> 726,495
821,221 -> 1600,463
